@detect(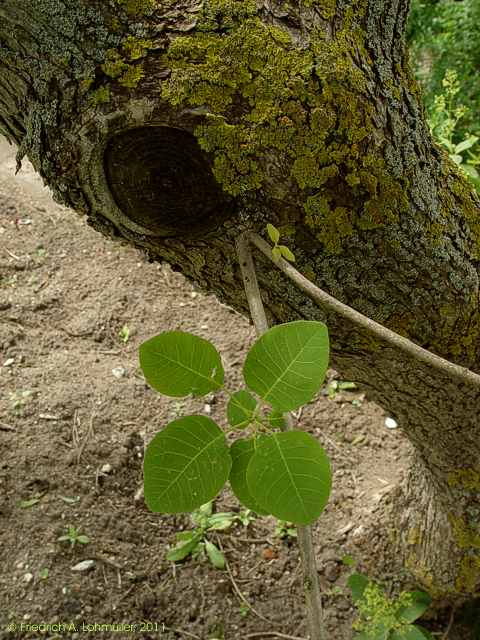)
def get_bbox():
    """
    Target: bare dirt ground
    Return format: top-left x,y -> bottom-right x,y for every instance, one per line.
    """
0,138 -> 457,640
